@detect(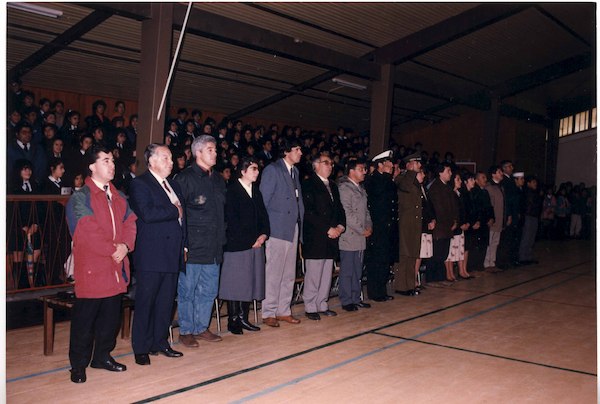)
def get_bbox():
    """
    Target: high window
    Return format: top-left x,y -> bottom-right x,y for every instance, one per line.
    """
559,107 -> 596,137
